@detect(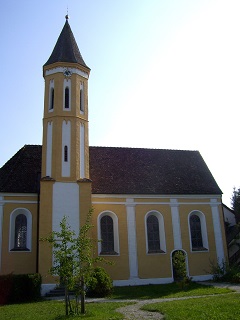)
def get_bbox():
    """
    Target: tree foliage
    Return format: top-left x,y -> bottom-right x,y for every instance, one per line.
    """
41,209 -> 110,315
231,187 -> 240,220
